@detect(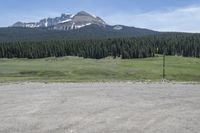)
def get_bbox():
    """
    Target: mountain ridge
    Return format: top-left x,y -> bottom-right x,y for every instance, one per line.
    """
12,11 -> 106,30
0,11 -> 160,41
0,24 -> 158,41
